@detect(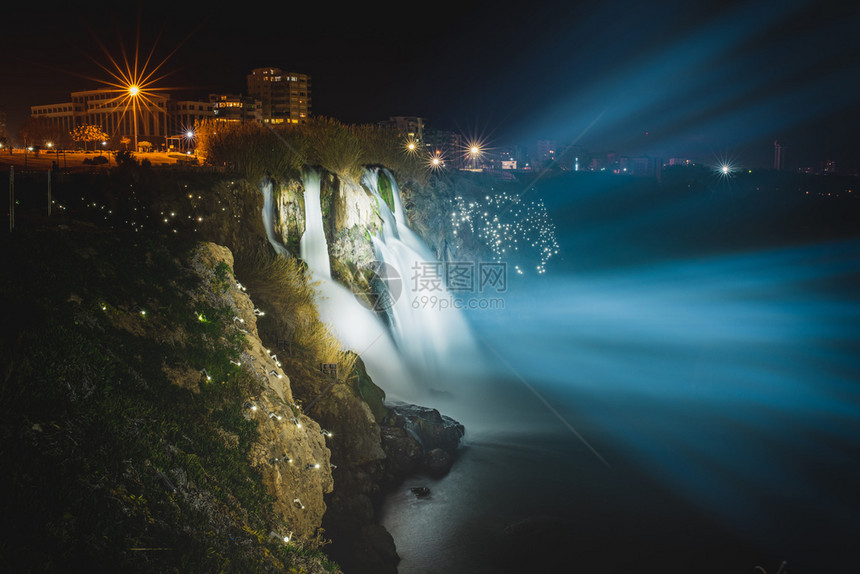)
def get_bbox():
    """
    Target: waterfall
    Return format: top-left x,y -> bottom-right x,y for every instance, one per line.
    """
261,173 -> 418,400
261,169 -> 484,402
361,168 -> 483,385
261,179 -> 288,258
298,170 -> 331,280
